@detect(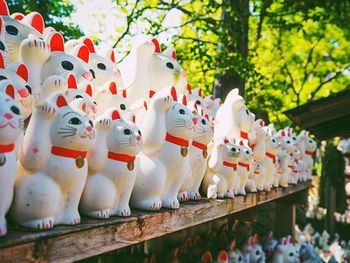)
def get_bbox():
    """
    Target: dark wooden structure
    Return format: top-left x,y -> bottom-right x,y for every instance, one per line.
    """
0,182 -> 309,263
284,87 -> 350,140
